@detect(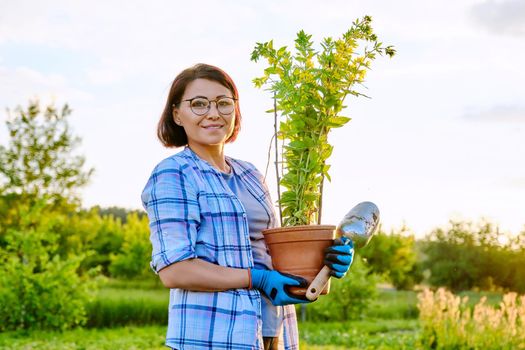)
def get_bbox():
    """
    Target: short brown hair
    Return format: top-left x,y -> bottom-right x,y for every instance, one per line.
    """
157,63 -> 242,147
